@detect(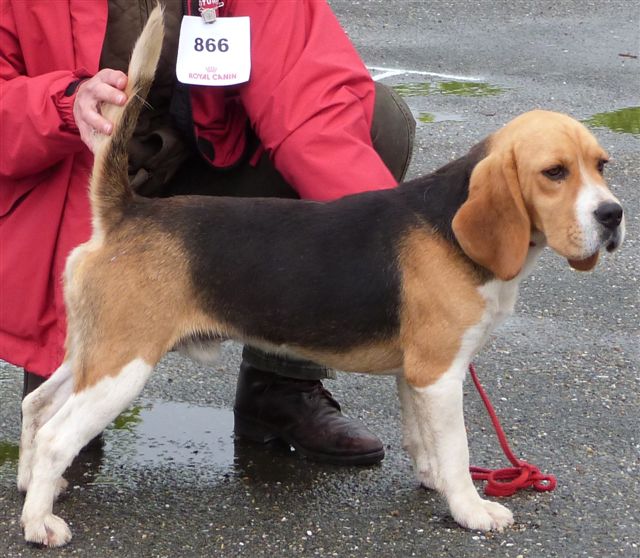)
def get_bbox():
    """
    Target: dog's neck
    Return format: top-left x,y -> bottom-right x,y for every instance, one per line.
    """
511,231 -> 547,284
398,140 -> 488,245
397,141 -> 489,275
